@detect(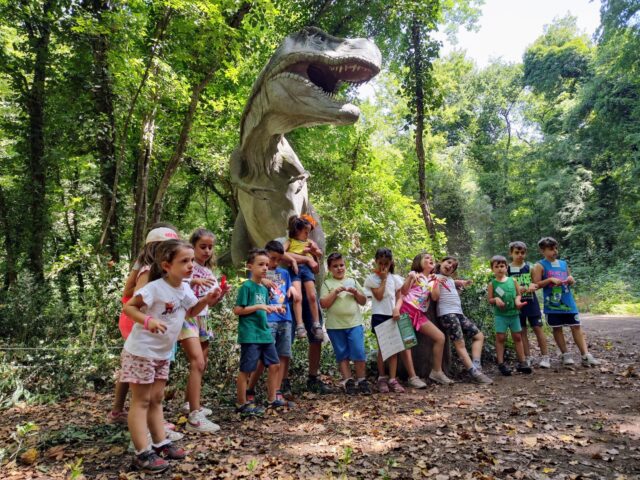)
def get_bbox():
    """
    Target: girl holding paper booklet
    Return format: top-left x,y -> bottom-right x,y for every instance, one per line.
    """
364,248 -> 428,393
400,253 -> 452,385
